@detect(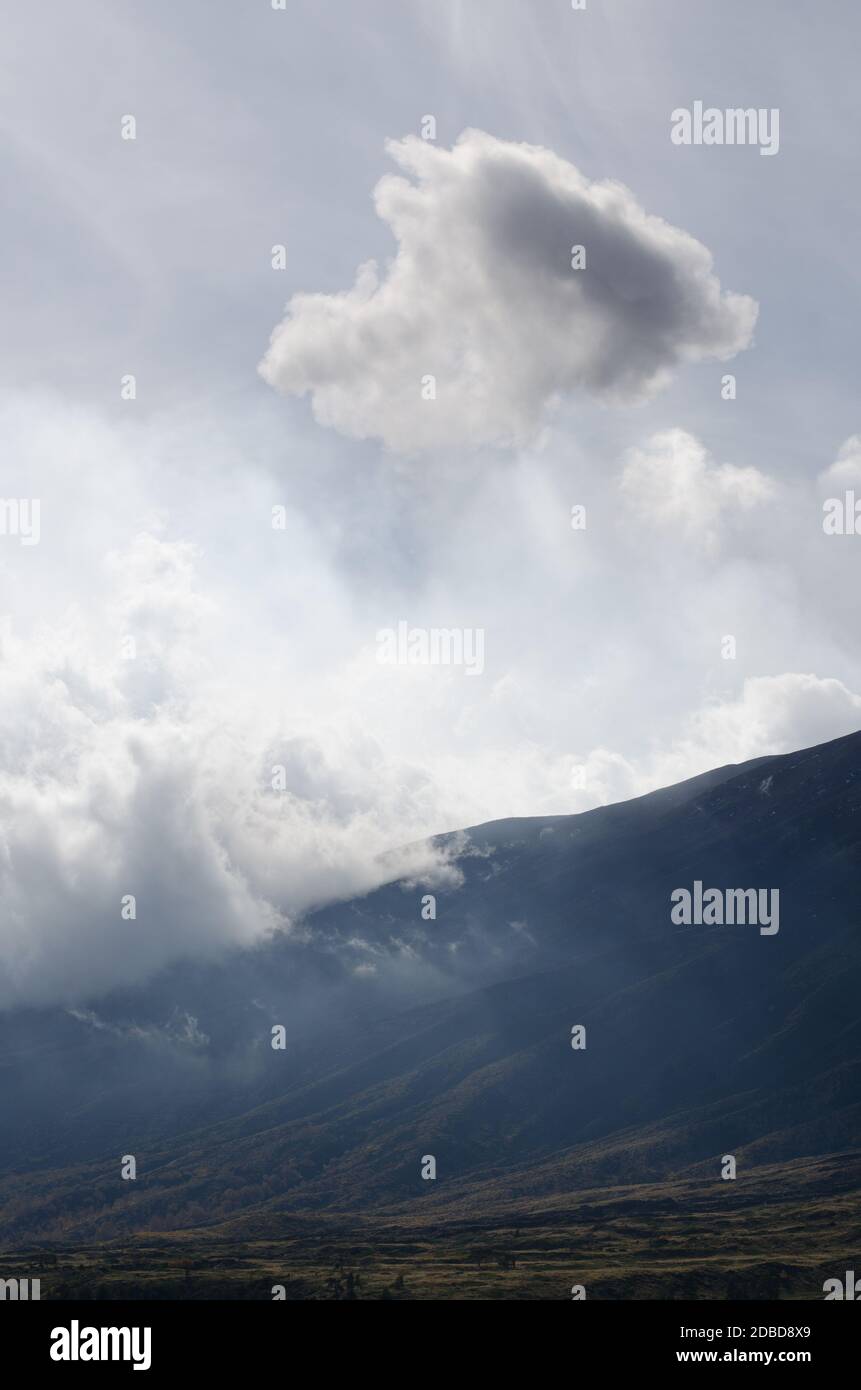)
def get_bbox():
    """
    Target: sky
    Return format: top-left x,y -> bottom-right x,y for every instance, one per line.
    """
1,0 -> 860,1007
